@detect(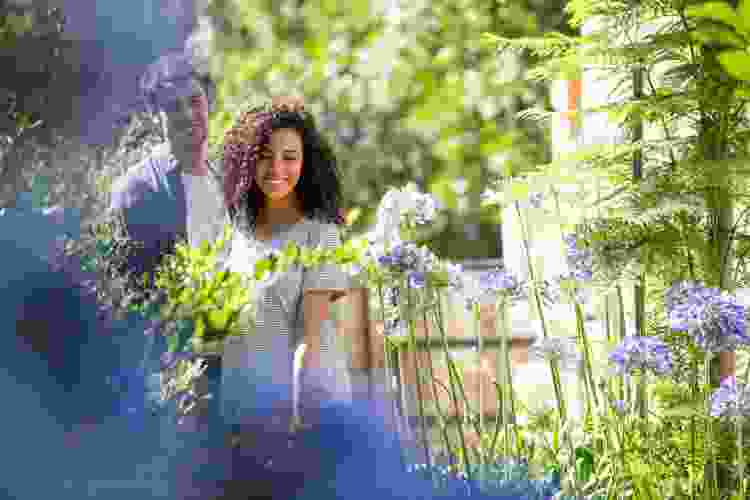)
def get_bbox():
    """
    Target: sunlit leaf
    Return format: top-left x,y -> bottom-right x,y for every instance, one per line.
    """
685,2 -> 742,31
718,48 -> 750,81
